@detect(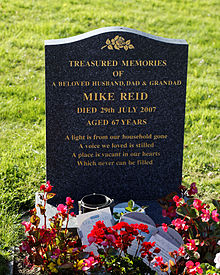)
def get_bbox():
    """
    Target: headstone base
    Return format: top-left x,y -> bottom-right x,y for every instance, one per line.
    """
137,200 -> 171,225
